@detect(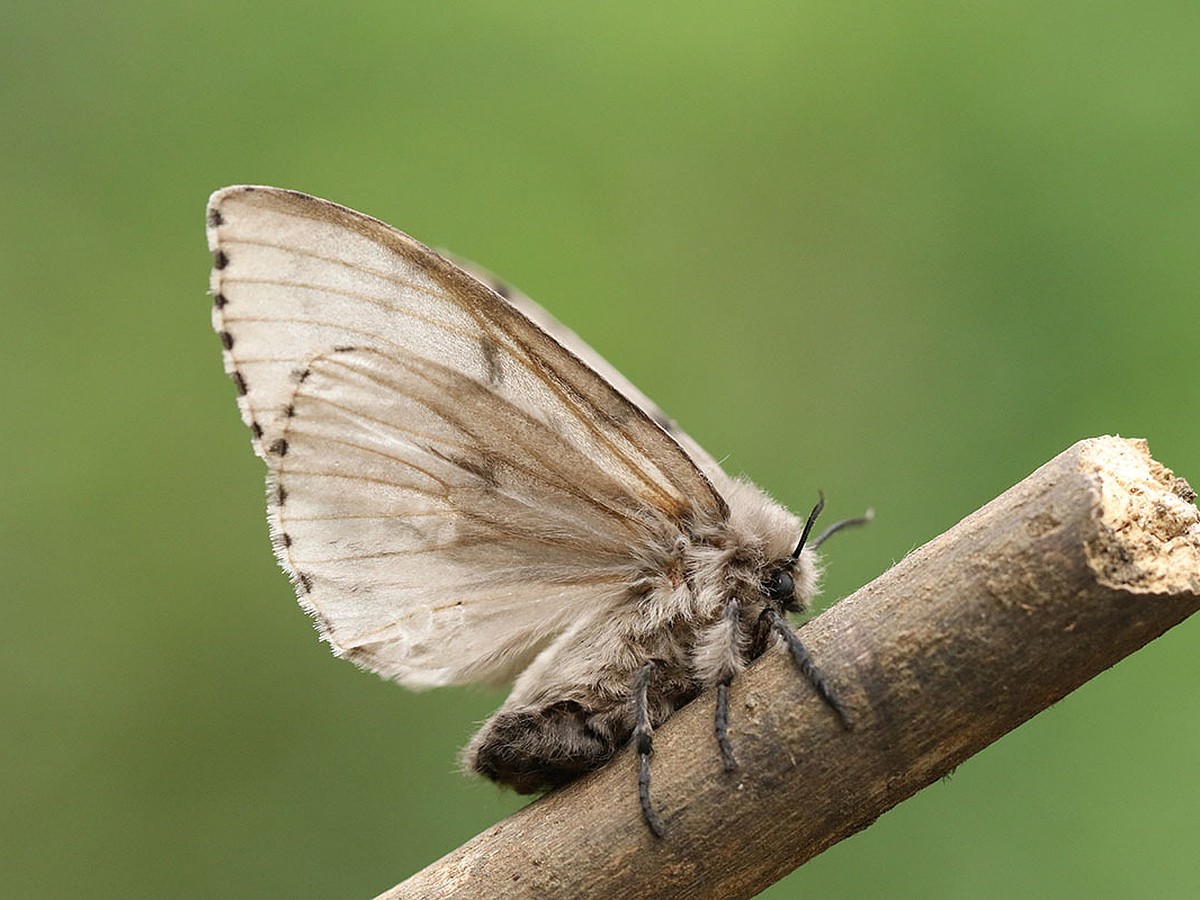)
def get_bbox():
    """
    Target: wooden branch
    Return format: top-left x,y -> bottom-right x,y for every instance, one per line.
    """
379,436 -> 1200,900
